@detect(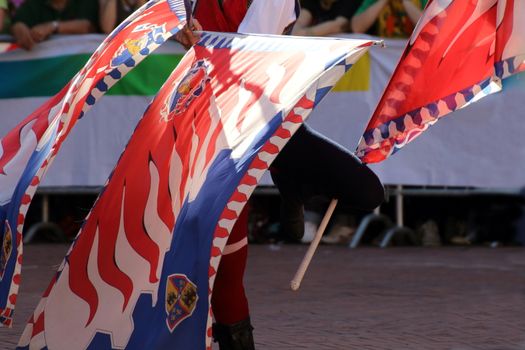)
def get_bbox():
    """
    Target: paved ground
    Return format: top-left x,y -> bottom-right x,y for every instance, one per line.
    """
1,244 -> 525,349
